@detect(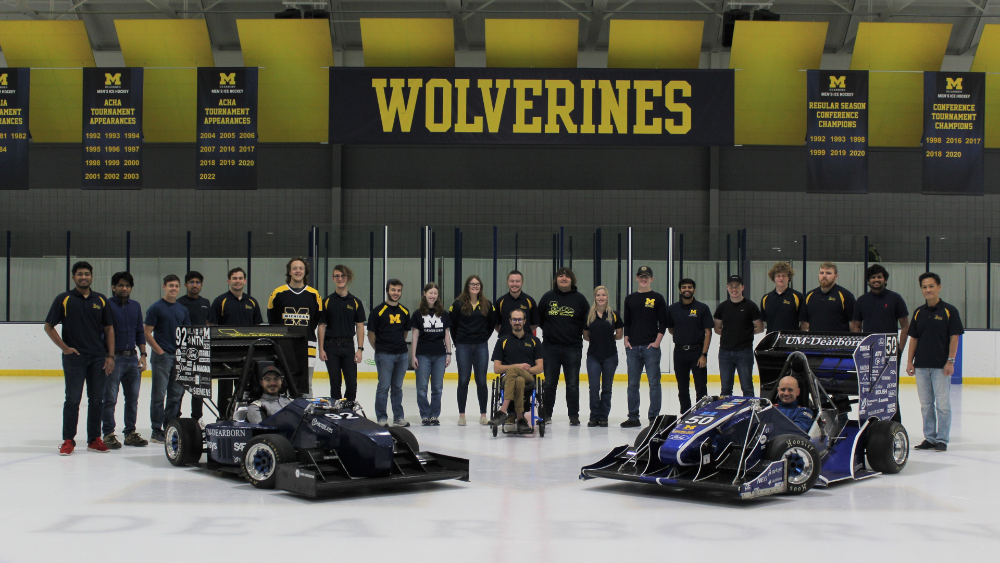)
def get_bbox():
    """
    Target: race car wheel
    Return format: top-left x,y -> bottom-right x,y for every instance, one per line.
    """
164,418 -> 203,467
241,434 -> 295,489
764,434 -> 821,495
634,427 -> 652,450
388,427 -> 420,453
866,420 -> 909,474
